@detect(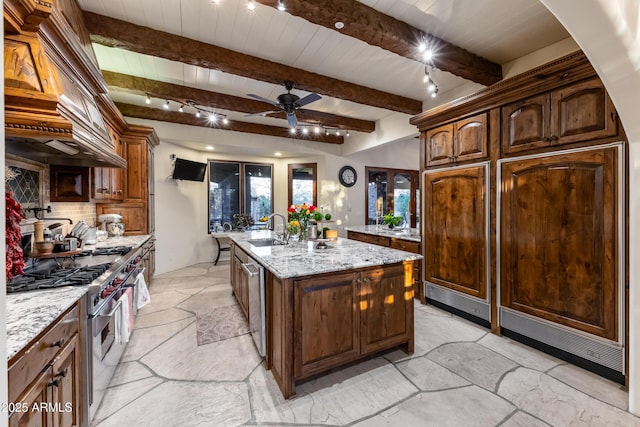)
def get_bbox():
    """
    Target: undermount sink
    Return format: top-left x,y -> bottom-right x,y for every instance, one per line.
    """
248,238 -> 276,247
